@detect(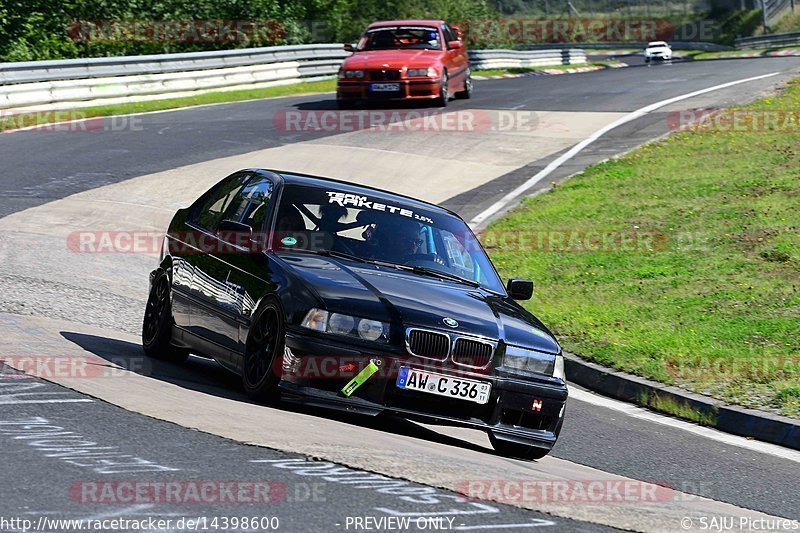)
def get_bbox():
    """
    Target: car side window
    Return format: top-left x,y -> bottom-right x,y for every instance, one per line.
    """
189,173 -> 250,232
222,174 -> 275,231
442,24 -> 456,46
